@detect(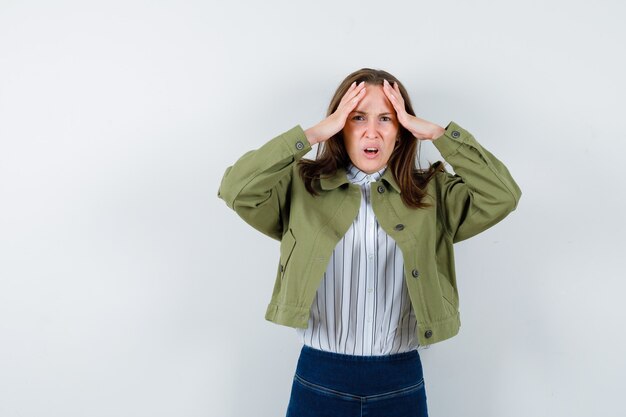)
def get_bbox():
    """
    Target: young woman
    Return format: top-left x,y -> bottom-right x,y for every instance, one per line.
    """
218,68 -> 522,417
